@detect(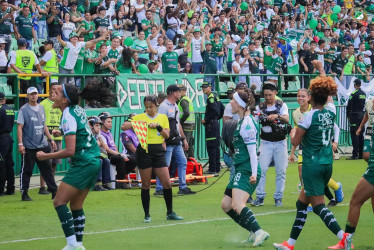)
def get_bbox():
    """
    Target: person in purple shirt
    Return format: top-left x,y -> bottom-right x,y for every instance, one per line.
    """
99,112 -> 132,189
